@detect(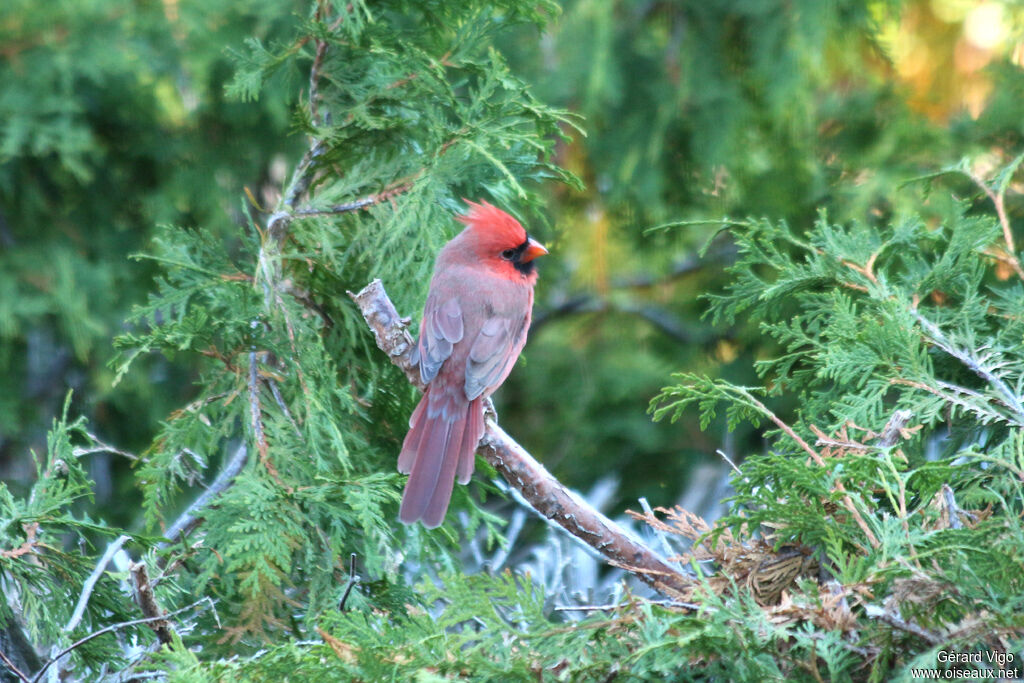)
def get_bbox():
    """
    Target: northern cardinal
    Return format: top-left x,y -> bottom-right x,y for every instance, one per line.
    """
398,200 -> 547,527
